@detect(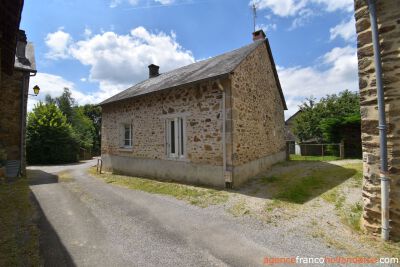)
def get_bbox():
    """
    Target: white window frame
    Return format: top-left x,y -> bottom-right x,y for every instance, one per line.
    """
122,124 -> 133,148
165,117 -> 186,159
